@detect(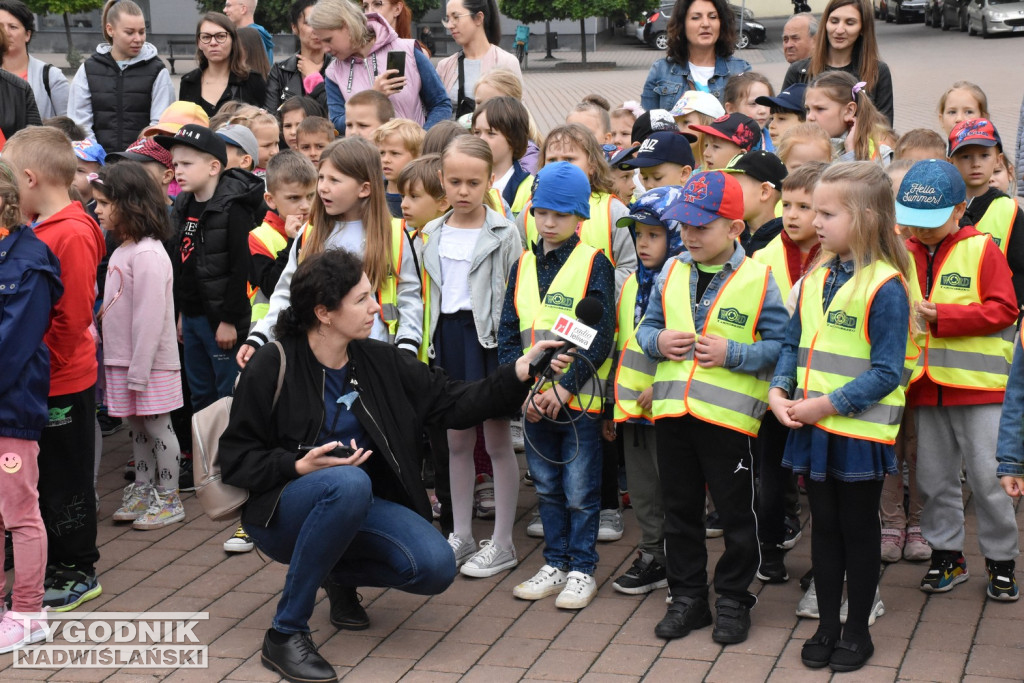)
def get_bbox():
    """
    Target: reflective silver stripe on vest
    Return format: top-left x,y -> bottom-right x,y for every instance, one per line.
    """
380,303 -> 399,323
799,347 -> 915,387
991,326 -> 1016,342
652,378 -> 768,418
619,347 -> 657,373
616,386 -> 646,401
926,347 -> 1011,376
806,390 -> 904,426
